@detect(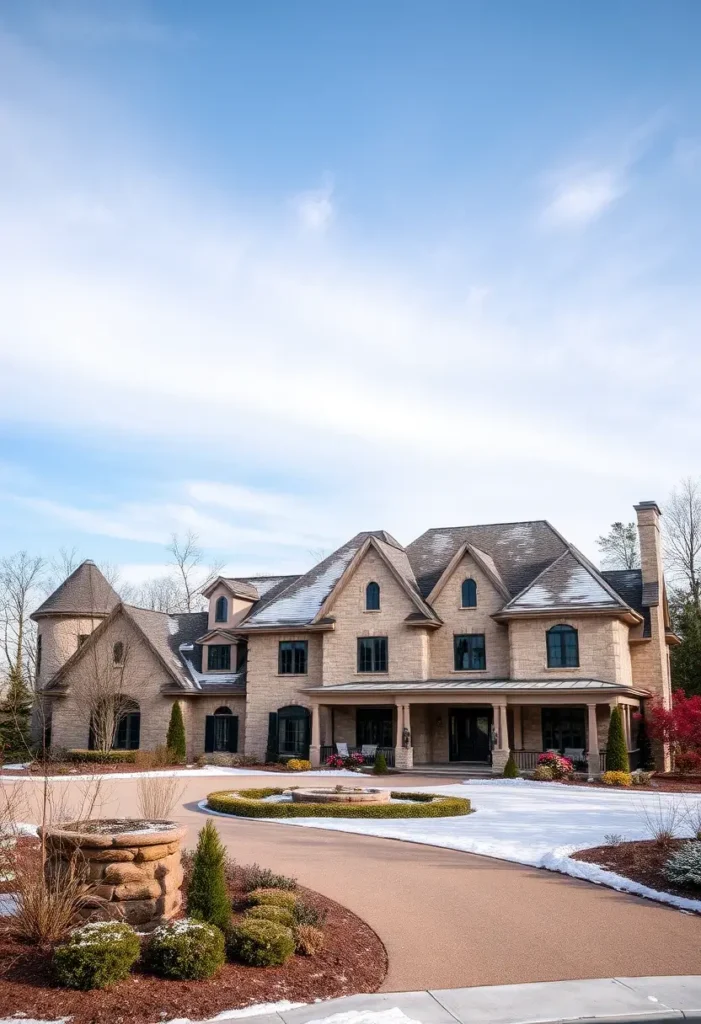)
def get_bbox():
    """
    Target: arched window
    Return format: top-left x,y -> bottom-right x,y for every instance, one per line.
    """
205,705 -> 239,753
113,641 -> 124,665
276,705 -> 311,758
215,595 -> 228,622
114,699 -> 140,750
366,581 -> 380,611
461,578 -> 477,608
546,624 -> 579,668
